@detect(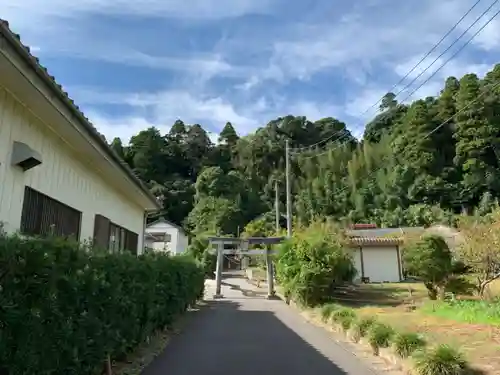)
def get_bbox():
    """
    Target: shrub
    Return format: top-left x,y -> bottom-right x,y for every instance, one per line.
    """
275,221 -> 356,307
320,303 -> 339,322
403,234 -> 455,300
351,316 -> 377,342
331,307 -> 356,323
413,345 -> 467,375
0,235 -> 205,375
340,314 -> 356,333
368,323 -> 395,354
393,332 -> 426,358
